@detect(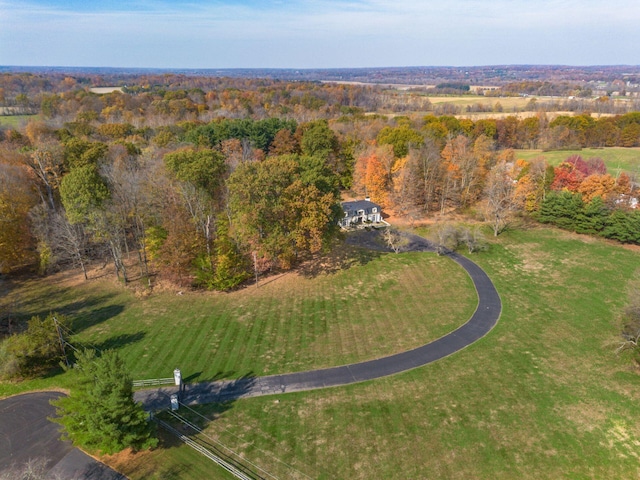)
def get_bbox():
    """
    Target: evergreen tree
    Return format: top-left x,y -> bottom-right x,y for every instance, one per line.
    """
51,349 -> 157,454
537,191 -> 583,231
603,210 -> 640,244
575,196 -> 609,235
